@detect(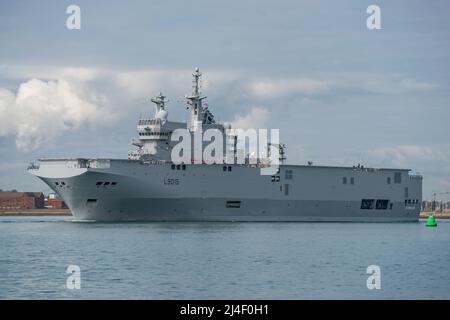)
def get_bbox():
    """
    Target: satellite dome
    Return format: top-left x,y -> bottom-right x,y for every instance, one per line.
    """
155,109 -> 168,121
